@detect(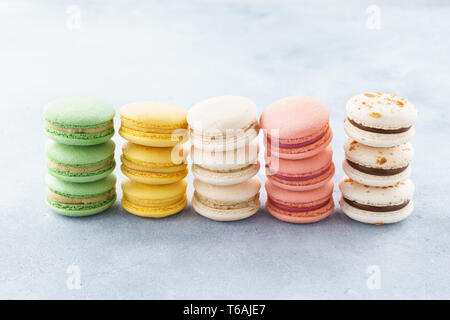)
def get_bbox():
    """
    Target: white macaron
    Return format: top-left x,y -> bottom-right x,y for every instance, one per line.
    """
344,92 -> 418,147
191,138 -> 260,186
343,139 -> 413,187
187,96 -> 259,151
192,176 -> 261,221
339,177 -> 414,224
